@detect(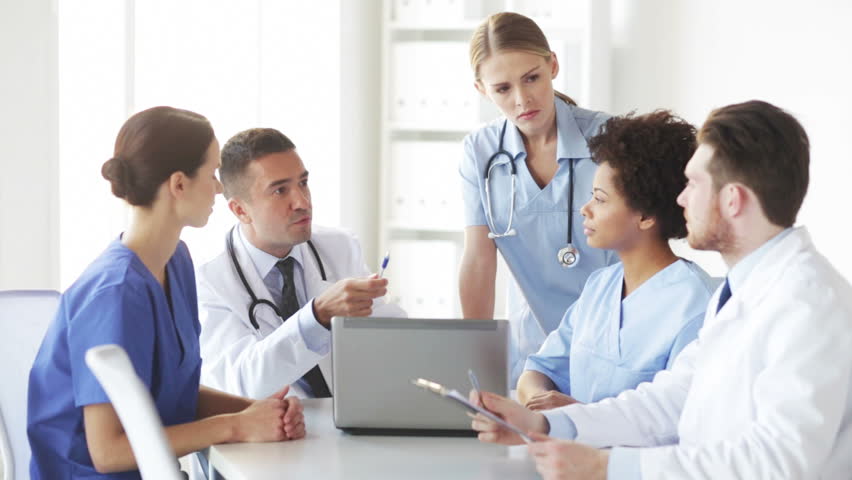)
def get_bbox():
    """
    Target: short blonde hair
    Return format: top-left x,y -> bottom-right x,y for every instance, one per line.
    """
469,12 -> 576,106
